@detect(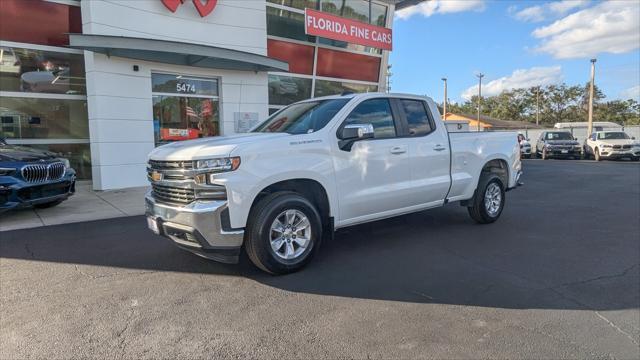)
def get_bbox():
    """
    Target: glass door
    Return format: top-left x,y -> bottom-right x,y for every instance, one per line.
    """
151,73 -> 220,146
